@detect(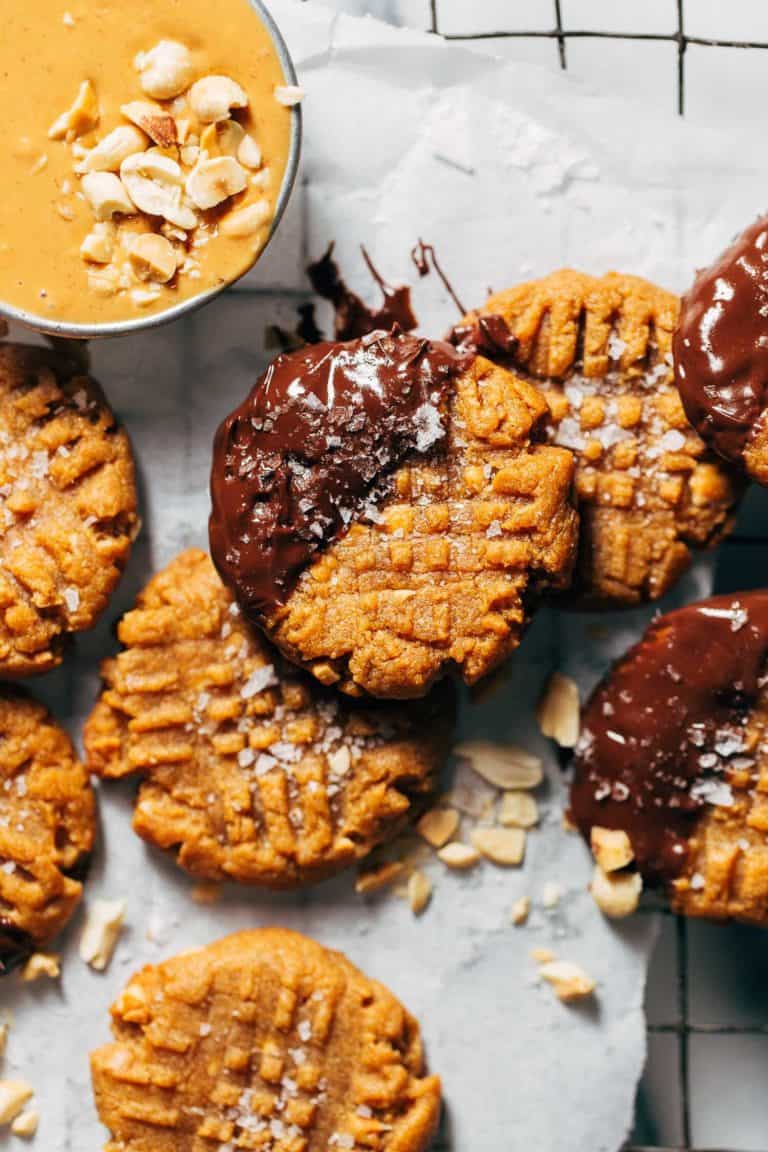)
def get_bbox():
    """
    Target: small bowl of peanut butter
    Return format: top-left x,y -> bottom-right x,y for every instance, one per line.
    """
0,0 -> 302,338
